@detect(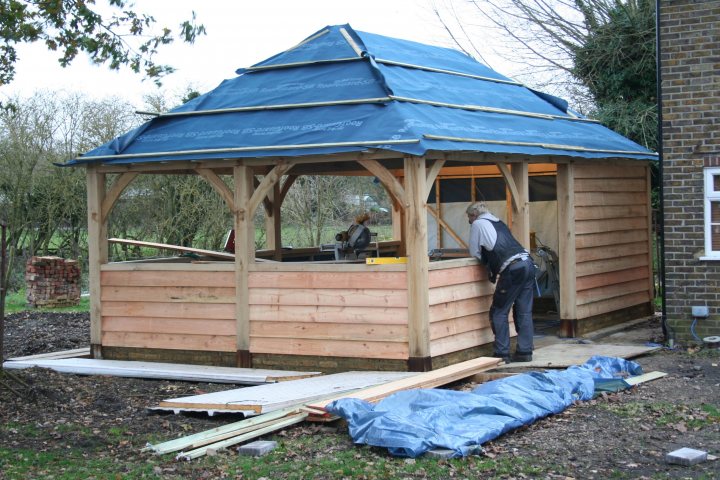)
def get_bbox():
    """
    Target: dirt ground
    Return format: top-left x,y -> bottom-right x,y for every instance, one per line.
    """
1,311 -> 719,479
